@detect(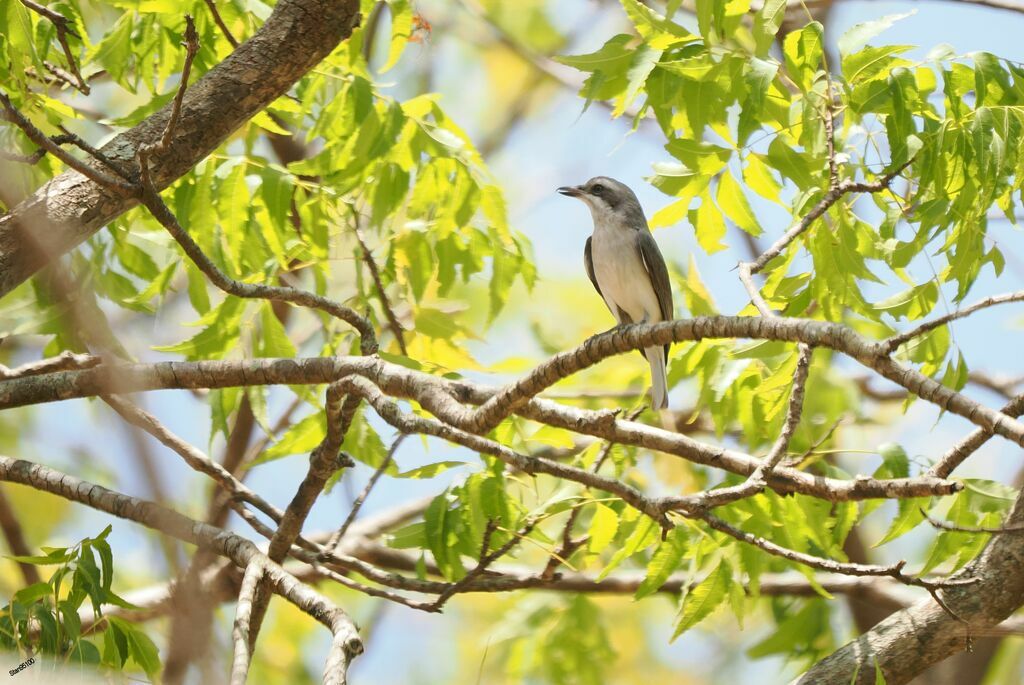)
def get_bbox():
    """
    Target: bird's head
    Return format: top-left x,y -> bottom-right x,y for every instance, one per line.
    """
557,176 -> 646,229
